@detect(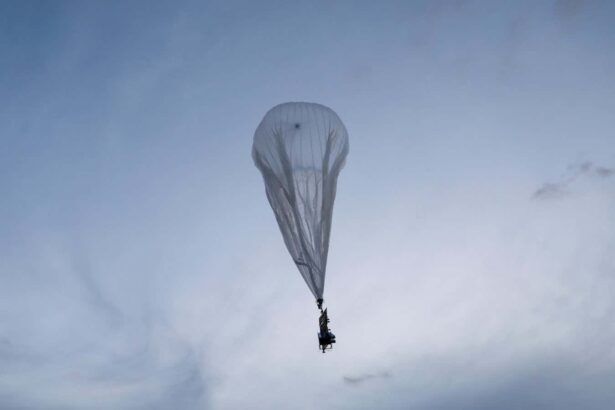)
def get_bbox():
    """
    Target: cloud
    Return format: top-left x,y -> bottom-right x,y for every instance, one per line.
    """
532,161 -> 614,200
0,318 -> 208,410
0,237 -> 209,410
595,166 -> 615,178
413,357 -> 615,410
532,182 -> 569,200
2,1 -> 615,409
343,371 -> 392,386
566,161 -> 615,179
334,351 -> 615,410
